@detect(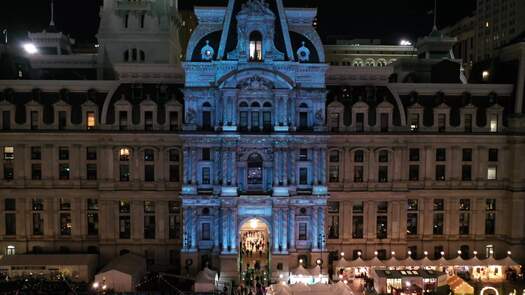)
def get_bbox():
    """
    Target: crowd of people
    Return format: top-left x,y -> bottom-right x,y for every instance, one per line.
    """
241,231 -> 267,258
0,275 -> 89,295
